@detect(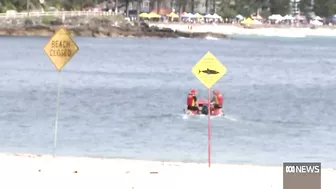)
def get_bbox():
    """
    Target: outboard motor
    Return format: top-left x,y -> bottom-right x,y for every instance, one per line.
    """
201,104 -> 208,115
